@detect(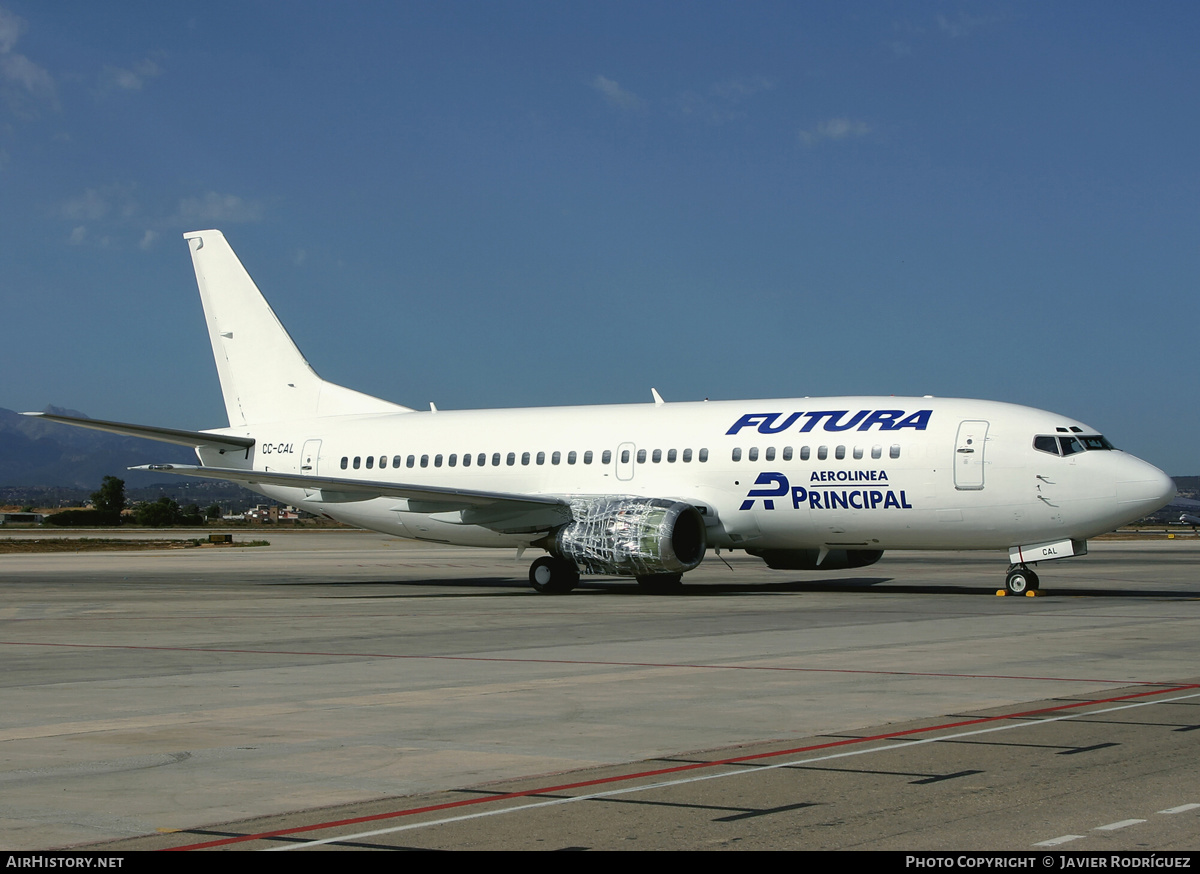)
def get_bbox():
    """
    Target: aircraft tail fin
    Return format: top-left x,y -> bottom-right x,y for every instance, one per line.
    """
184,230 -> 412,427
